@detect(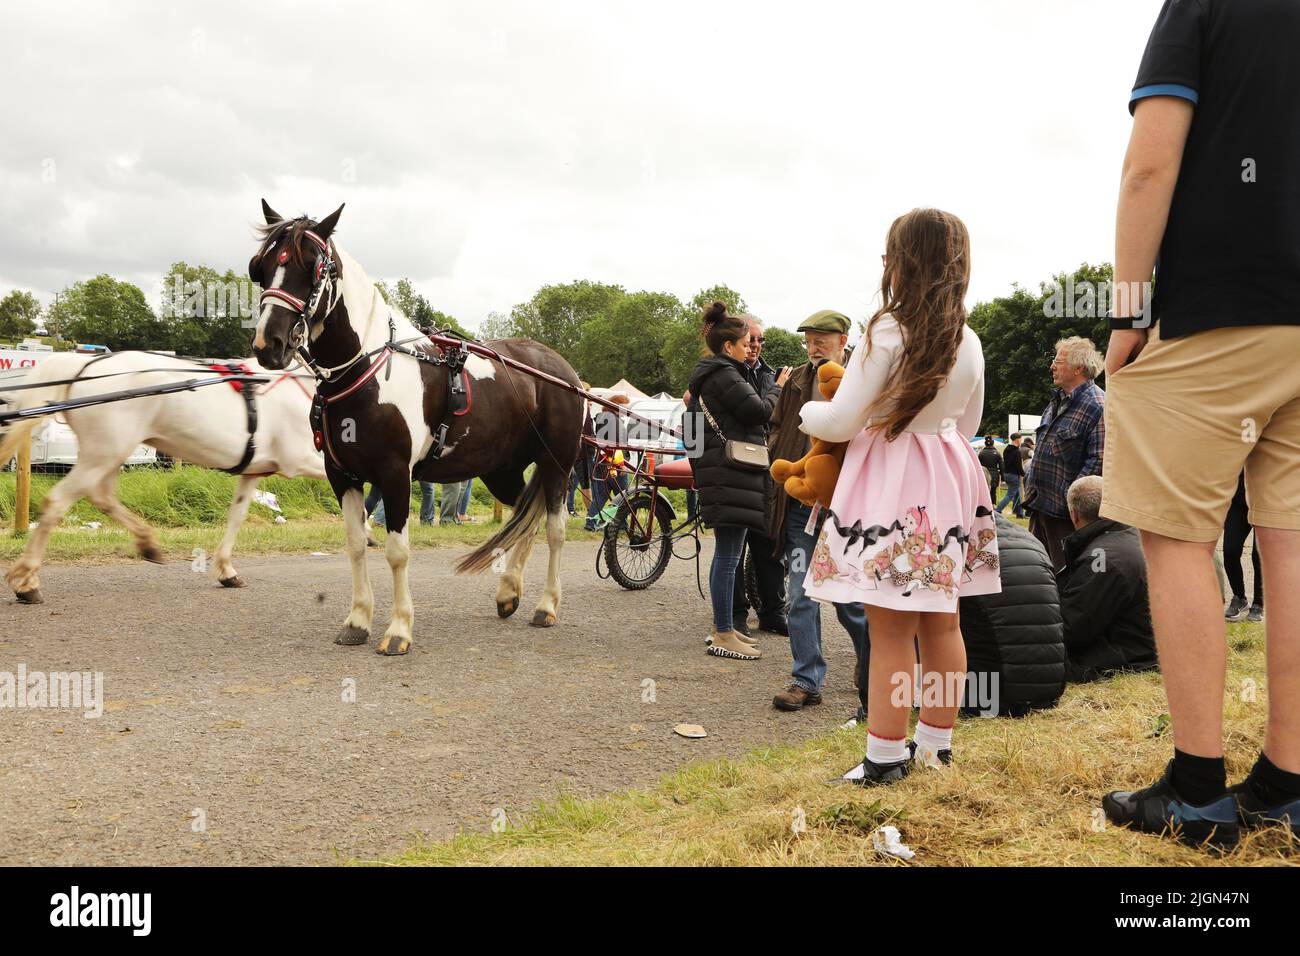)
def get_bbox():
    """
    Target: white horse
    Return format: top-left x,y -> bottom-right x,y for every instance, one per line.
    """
0,352 -> 325,603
